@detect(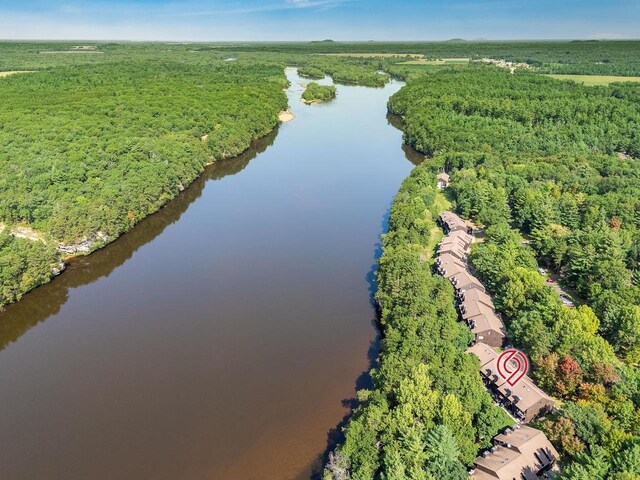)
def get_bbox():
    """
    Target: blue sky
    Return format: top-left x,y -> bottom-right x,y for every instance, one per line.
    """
0,0 -> 638,41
